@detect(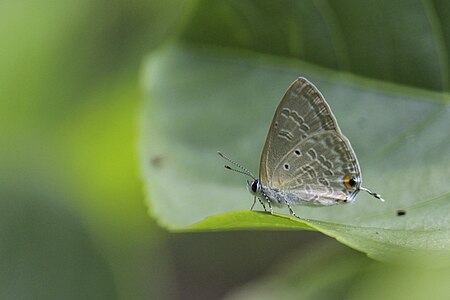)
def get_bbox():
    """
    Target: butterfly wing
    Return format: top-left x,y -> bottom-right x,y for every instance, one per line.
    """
259,77 -> 362,204
272,131 -> 361,204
